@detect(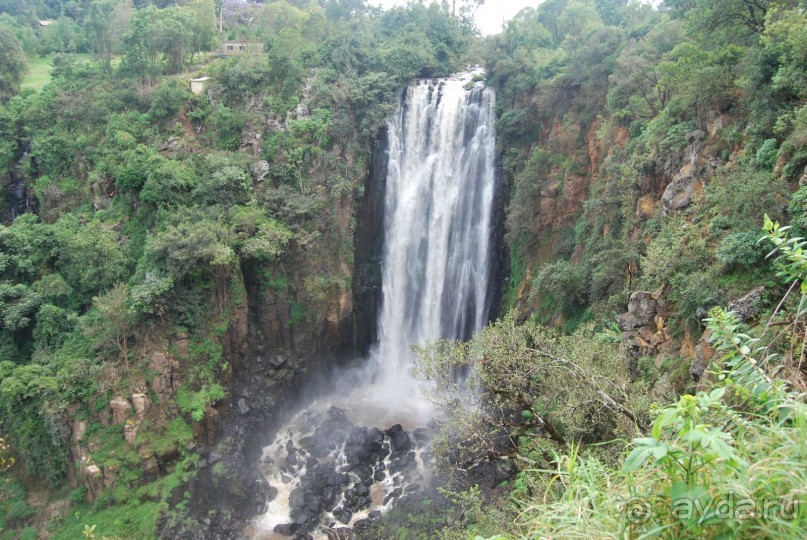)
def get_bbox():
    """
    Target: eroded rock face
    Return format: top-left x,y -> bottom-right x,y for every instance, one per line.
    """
689,287 -> 764,382
110,396 -> 132,425
132,393 -> 150,417
149,351 -> 180,404
618,286 -> 671,377
728,287 -> 764,323
251,160 -> 270,182
661,174 -> 702,214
